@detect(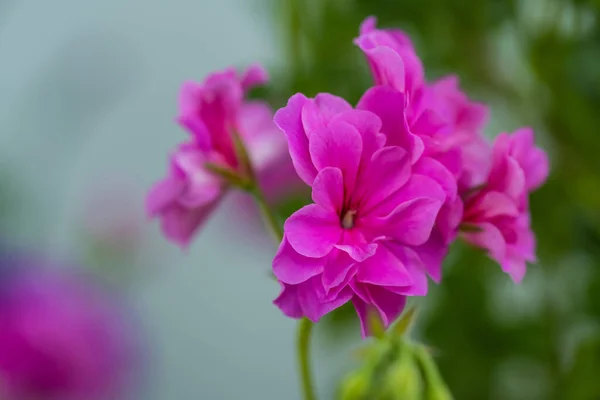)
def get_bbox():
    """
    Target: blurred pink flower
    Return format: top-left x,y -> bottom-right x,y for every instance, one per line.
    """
272,93 -> 452,336
461,128 -> 549,282
146,65 -> 287,248
0,251 -> 142,400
